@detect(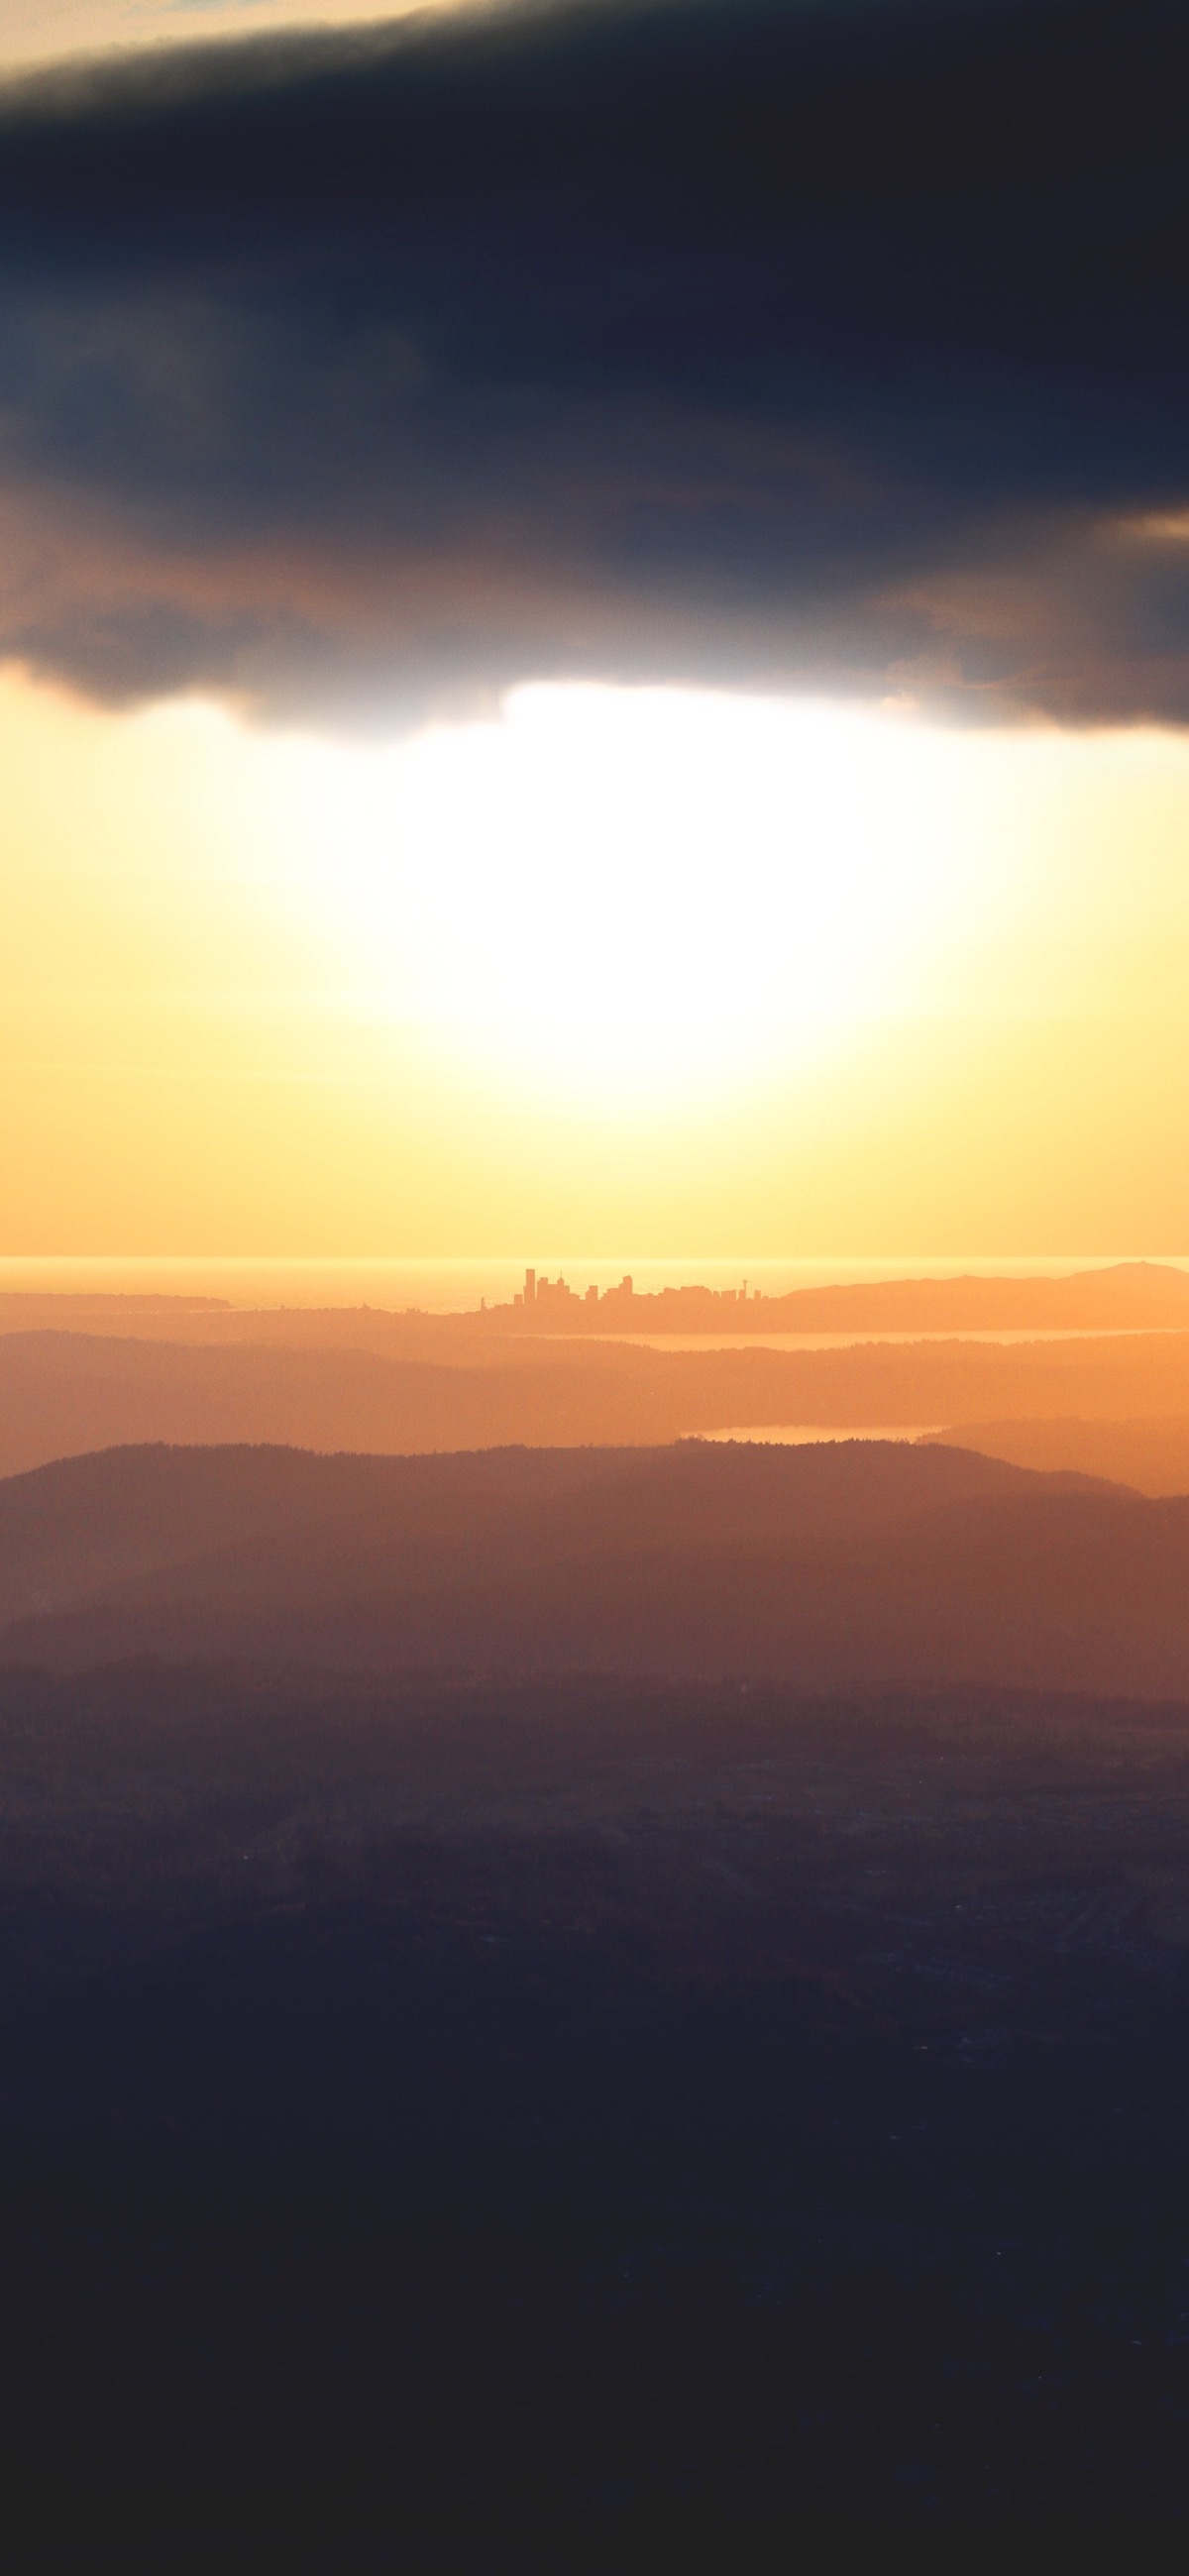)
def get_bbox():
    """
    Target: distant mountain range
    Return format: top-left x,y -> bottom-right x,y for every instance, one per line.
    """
493,1261 -> 1189,1334
4,1264 -> 1189,1351
9,1436 -> 1189,1697
736,1260 -> 1189,1333
5,1322 -> 1189,1482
